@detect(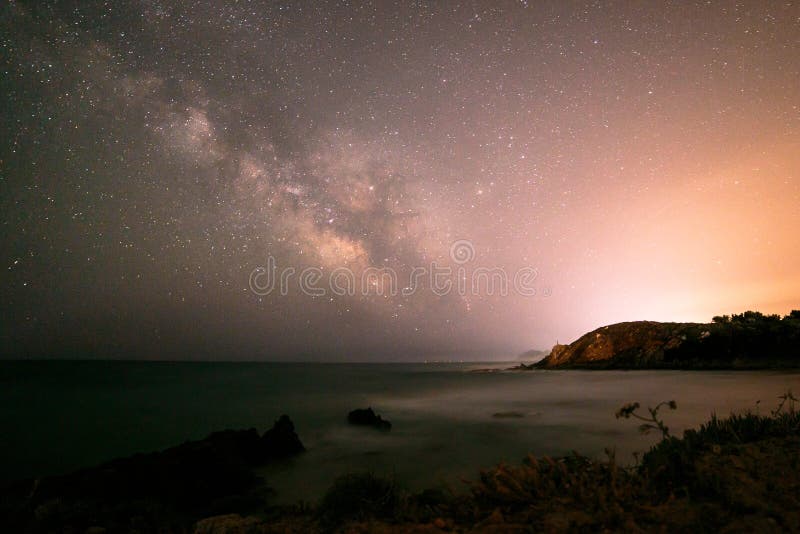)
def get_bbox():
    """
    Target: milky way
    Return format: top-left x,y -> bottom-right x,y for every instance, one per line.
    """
2,1 -> 799,360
